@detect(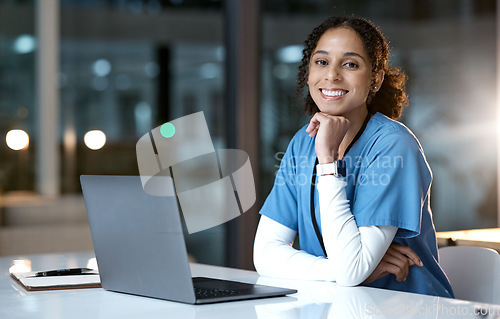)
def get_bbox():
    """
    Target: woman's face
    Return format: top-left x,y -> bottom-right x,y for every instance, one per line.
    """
308,27 -> 377,119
